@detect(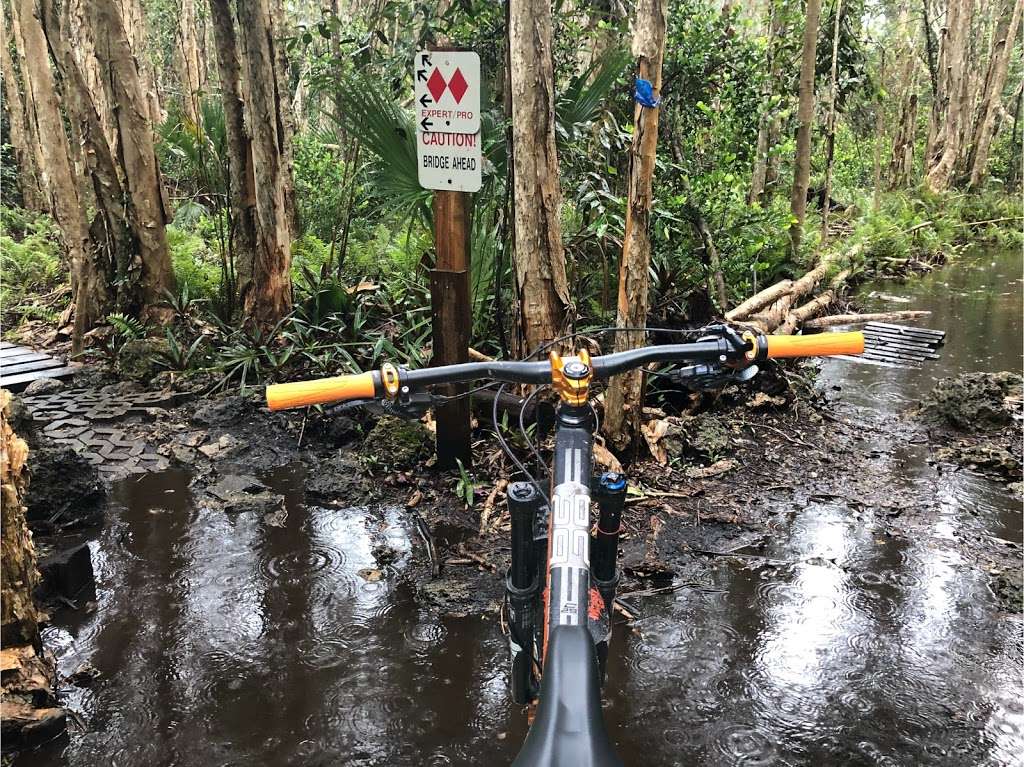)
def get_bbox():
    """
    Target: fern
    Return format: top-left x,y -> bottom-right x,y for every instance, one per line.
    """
106,313 -> 146,341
